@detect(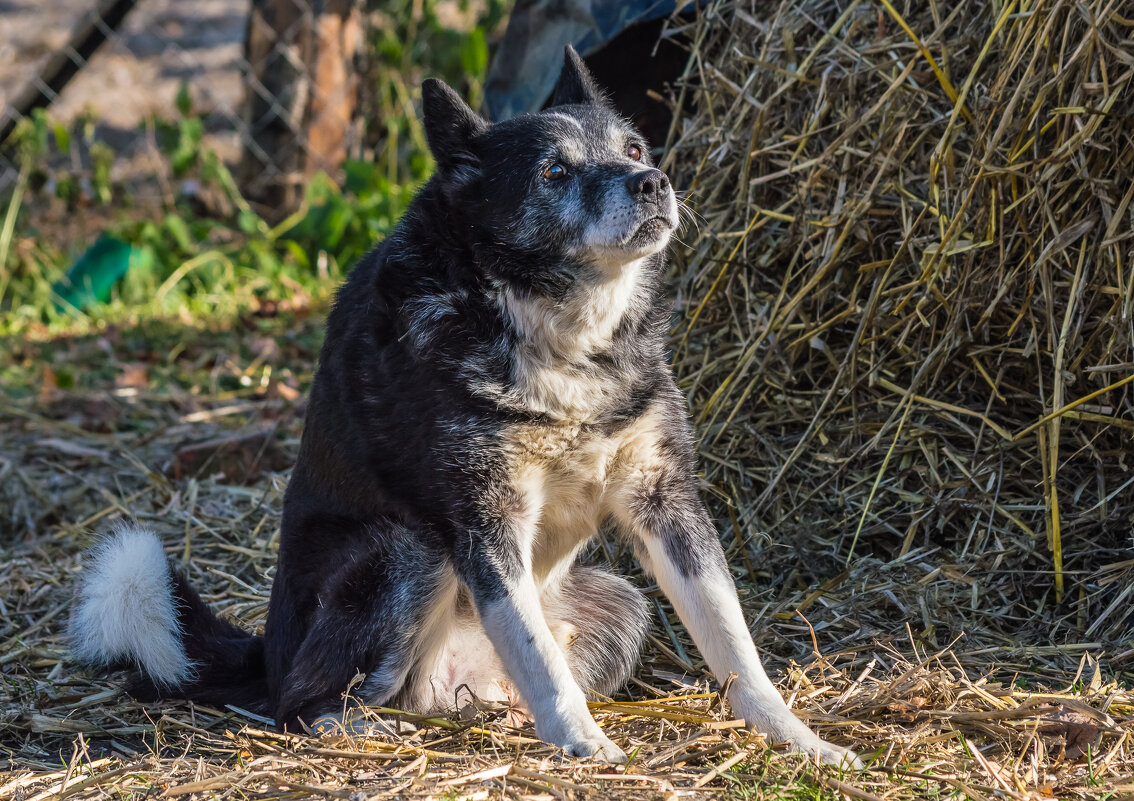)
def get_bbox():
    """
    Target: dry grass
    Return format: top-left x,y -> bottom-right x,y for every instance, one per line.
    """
3,380 -> 1131,799
661,0 -> 1134,646
3,0 -> 1134,798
